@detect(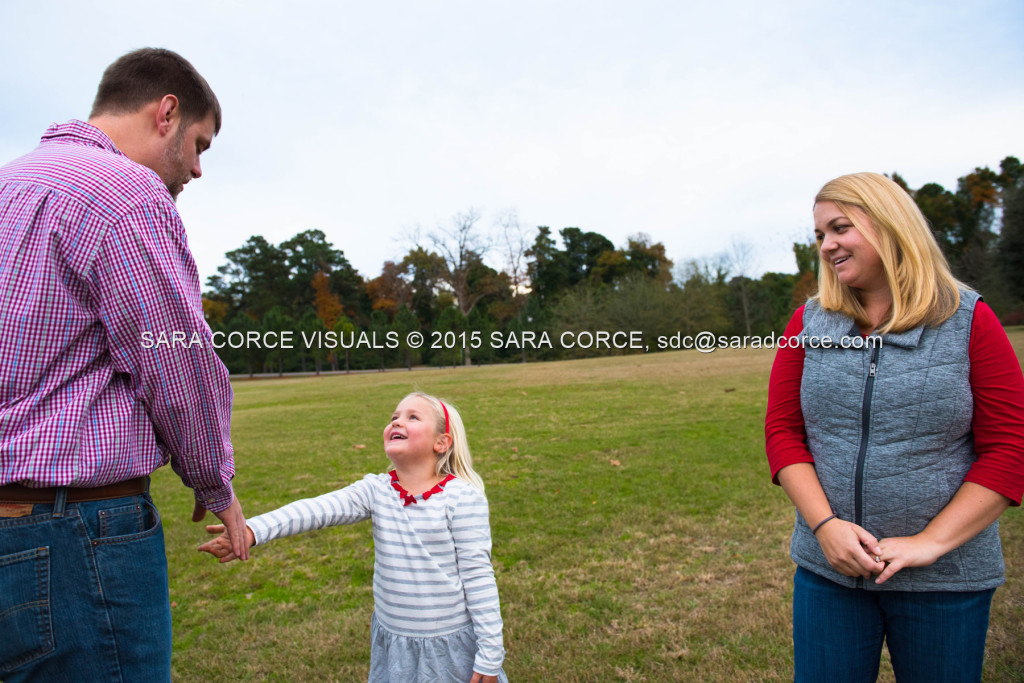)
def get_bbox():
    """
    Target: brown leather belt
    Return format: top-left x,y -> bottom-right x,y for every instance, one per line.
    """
0,476 -> 148,503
